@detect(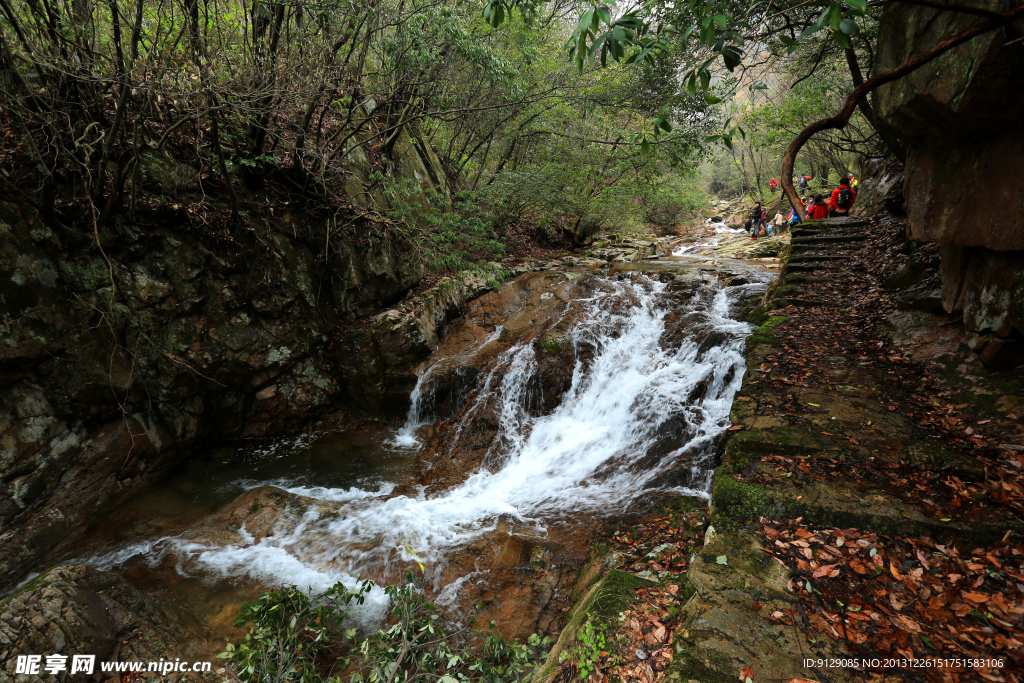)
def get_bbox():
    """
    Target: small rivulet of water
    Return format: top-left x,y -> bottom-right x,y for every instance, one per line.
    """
394,324 -> 506,449
86,271 -> 768,623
